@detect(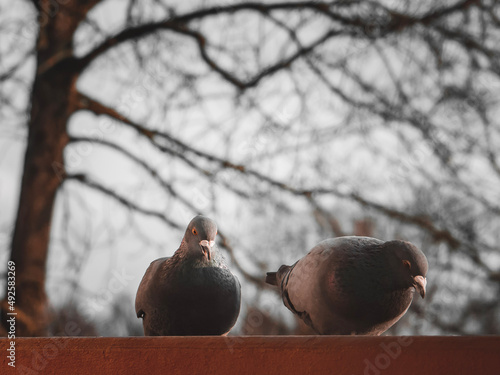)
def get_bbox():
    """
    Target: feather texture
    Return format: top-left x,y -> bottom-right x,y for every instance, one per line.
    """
267,236 -> 428,335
